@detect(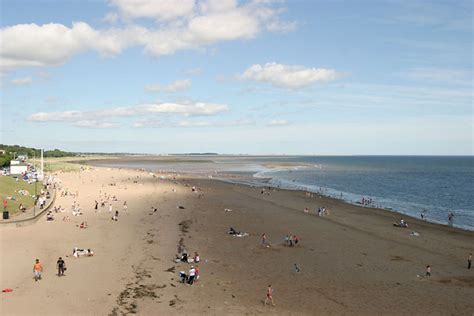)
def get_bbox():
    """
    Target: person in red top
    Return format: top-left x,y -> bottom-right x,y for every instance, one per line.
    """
195,266 -> 200,283
264,285 -> 275,306
293,235 -> 299,246
33,259 -> 43,282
